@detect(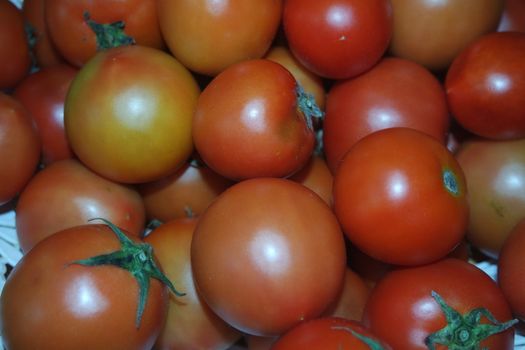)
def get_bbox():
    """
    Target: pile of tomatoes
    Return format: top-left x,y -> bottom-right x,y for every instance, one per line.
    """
1,0 -> 525,349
